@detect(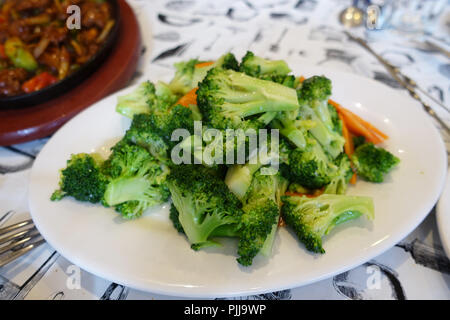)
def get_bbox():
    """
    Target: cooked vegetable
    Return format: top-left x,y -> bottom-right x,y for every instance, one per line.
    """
168,53 -> 239,95
103,142 -> 170,219
352,142 -> 400,183
281,193 -> 374,253
237,170 -> 288,266
51,52 -> 400,266
22,72 -> 58,93
116,81 -> 178,119
5,38 -> 38,72
167,164 -> 243,249
197,67 -> 299,131
51,153 -> 109,203
323,153 -> 353,195
239,51 -> 294,86
284,134 -> 338,190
